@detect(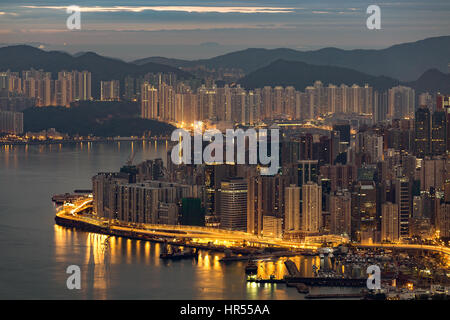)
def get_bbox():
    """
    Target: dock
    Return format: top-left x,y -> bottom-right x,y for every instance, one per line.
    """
285,277 -> 366,287
247,278 -> 285,284
220,251 -> 307,262
305,293 -> 363,299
